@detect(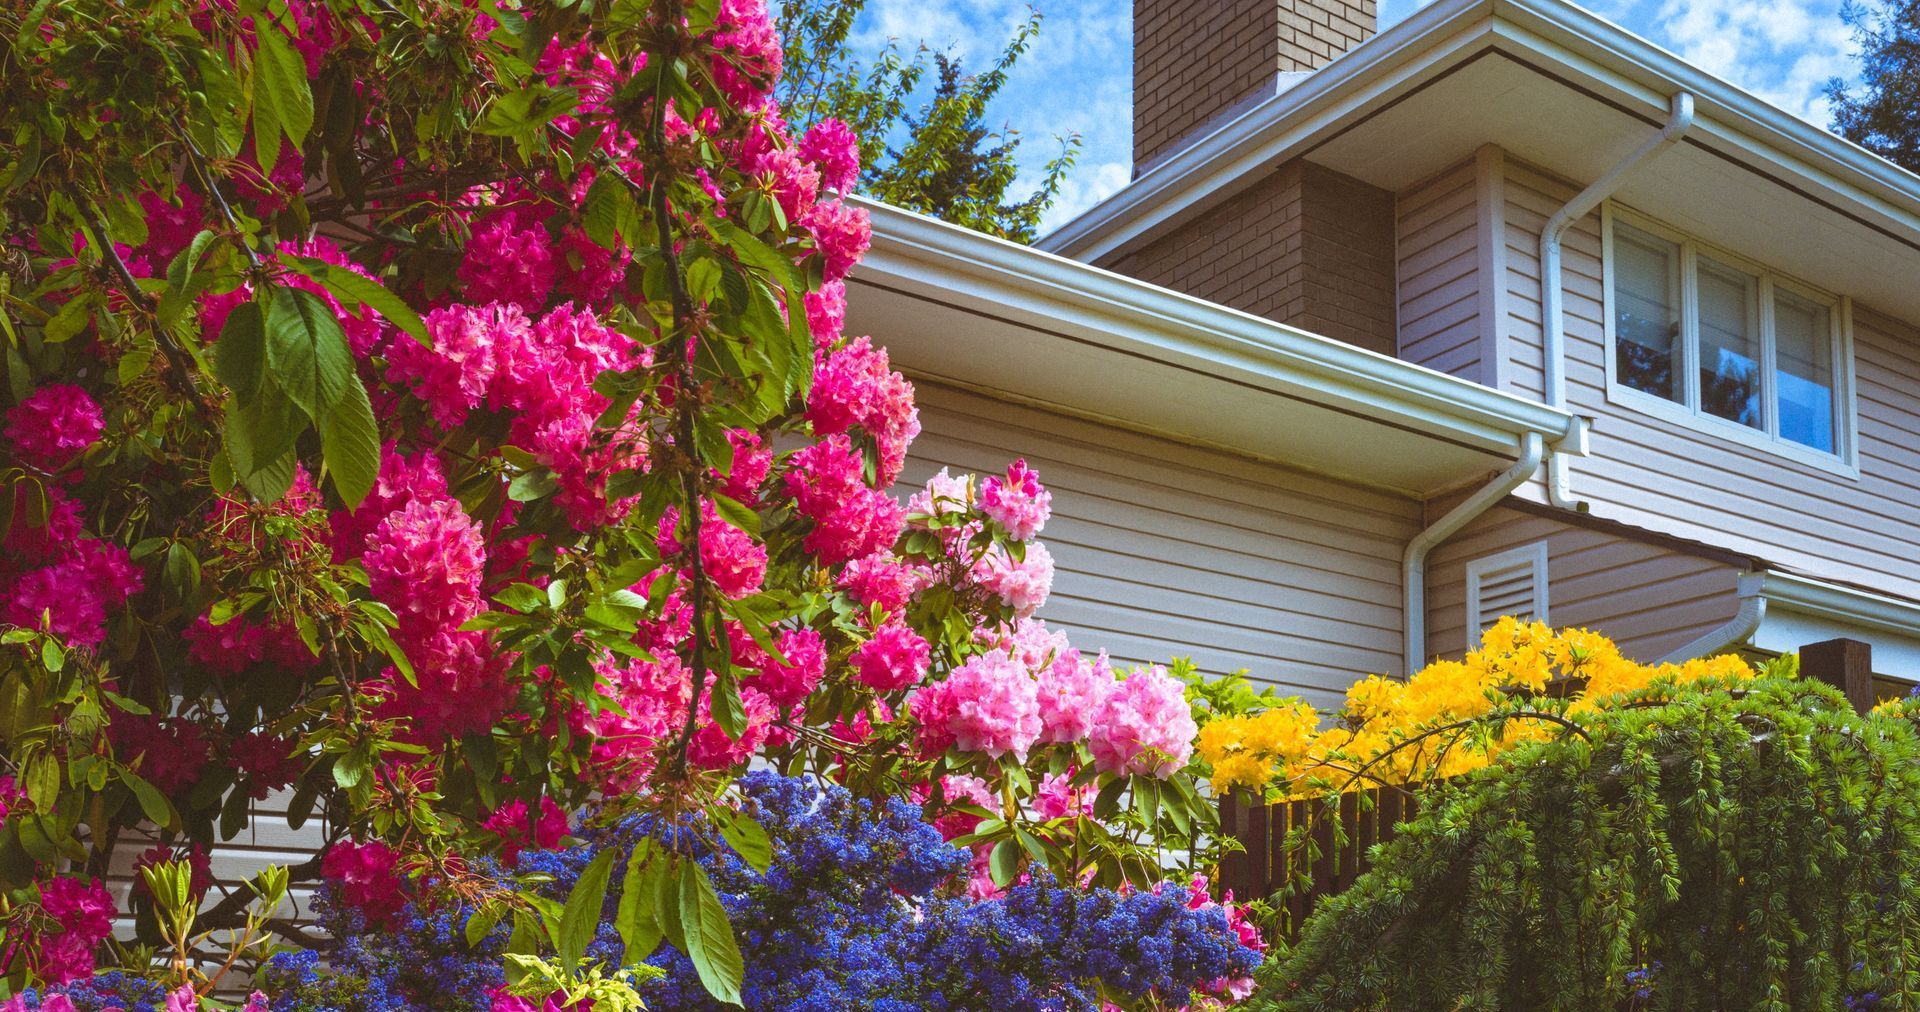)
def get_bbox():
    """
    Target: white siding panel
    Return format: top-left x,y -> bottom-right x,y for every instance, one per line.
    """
1497,160 -> 1920,602
905,384 -> 1421,704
